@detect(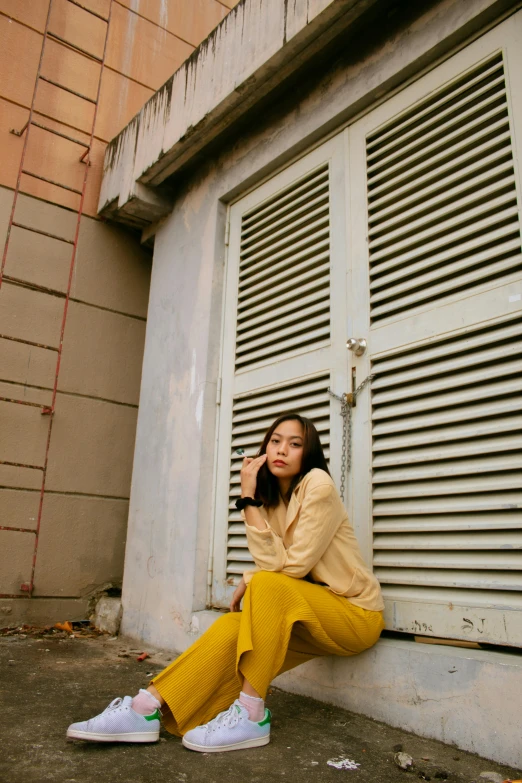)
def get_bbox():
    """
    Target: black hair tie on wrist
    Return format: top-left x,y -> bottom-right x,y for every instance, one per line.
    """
235,497 -> 263,510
